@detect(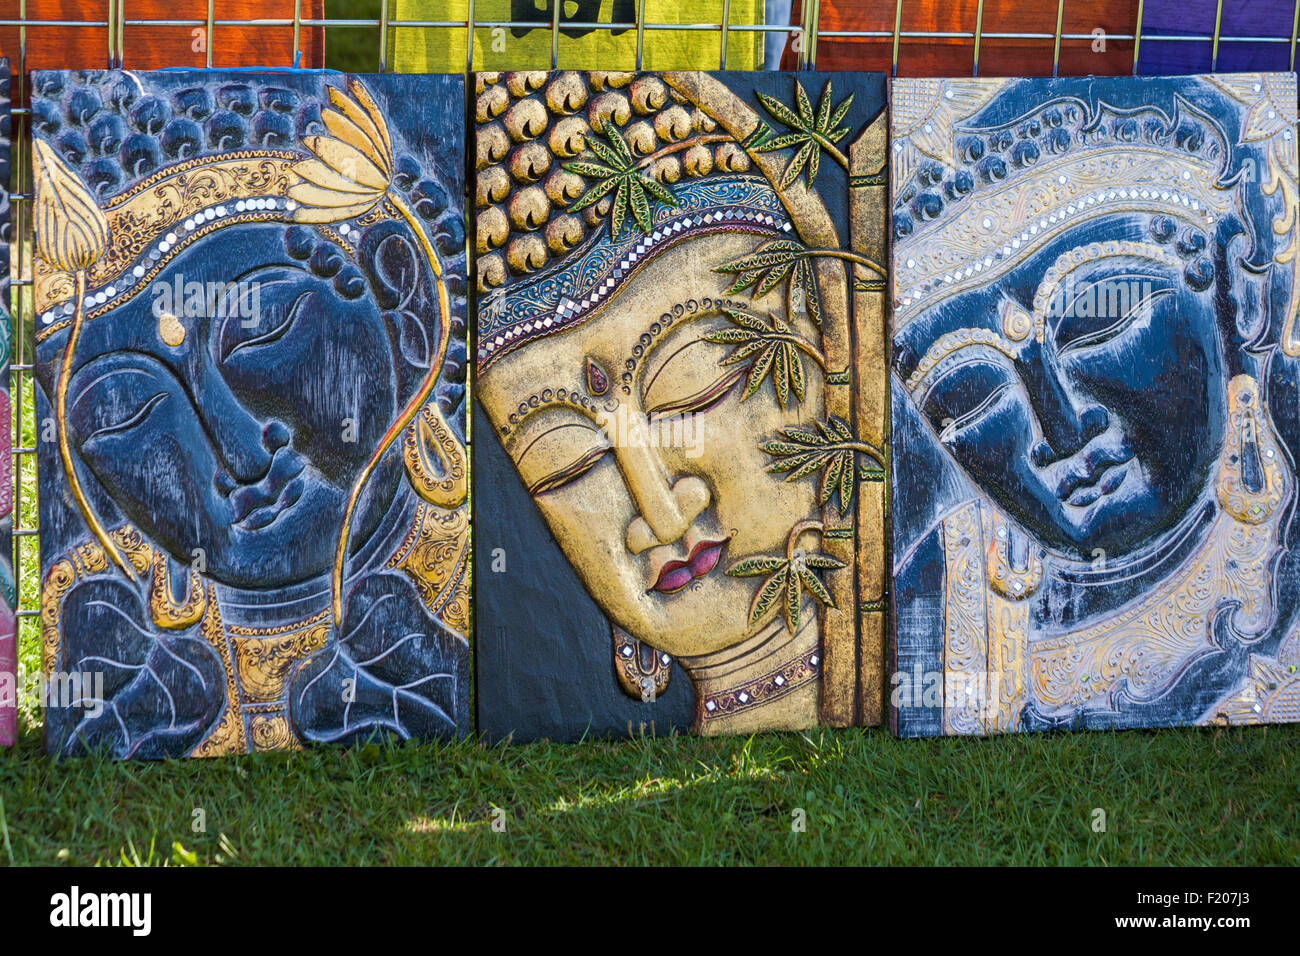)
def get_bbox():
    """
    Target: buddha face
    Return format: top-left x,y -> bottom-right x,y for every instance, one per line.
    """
896,213 -> 1228,560
45,223 -> 415,589
478,234 -> 826,658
